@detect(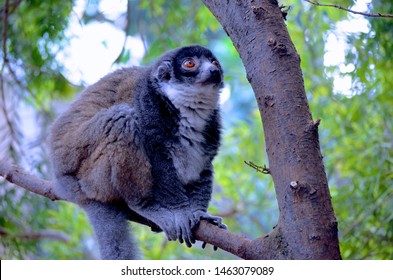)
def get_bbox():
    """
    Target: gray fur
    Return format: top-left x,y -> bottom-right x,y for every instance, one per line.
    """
49,45 -> 224,259
83,200 -> 140,259
164,82 -> 219,184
